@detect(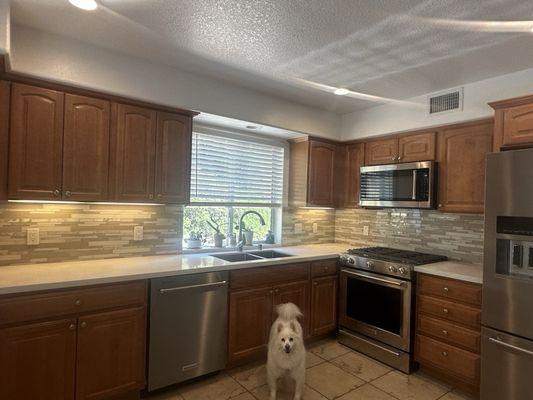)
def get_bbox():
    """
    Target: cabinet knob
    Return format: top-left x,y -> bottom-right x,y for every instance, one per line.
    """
438,204 -> 443,208
274,288 -> 279,293
80,322 -> 87,328
441,351 -> 448,357
65,190 -> 72,197
69,323 -> 76,330
269,290 -> 274,294
313,281 -> 318,286
442,330 -> 448,336
443,308 -> 449,314
443,287 -> 449,293
74,299 -> 81,306
391,157 -> 396,161
398,156 -> 402,161
53,189 -> 60,197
